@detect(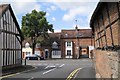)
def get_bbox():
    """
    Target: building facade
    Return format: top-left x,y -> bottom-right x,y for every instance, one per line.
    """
90,2 -> 120,78
61,27 -> 94,59
22,28 -> 94,59
0,4 -> 23,68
